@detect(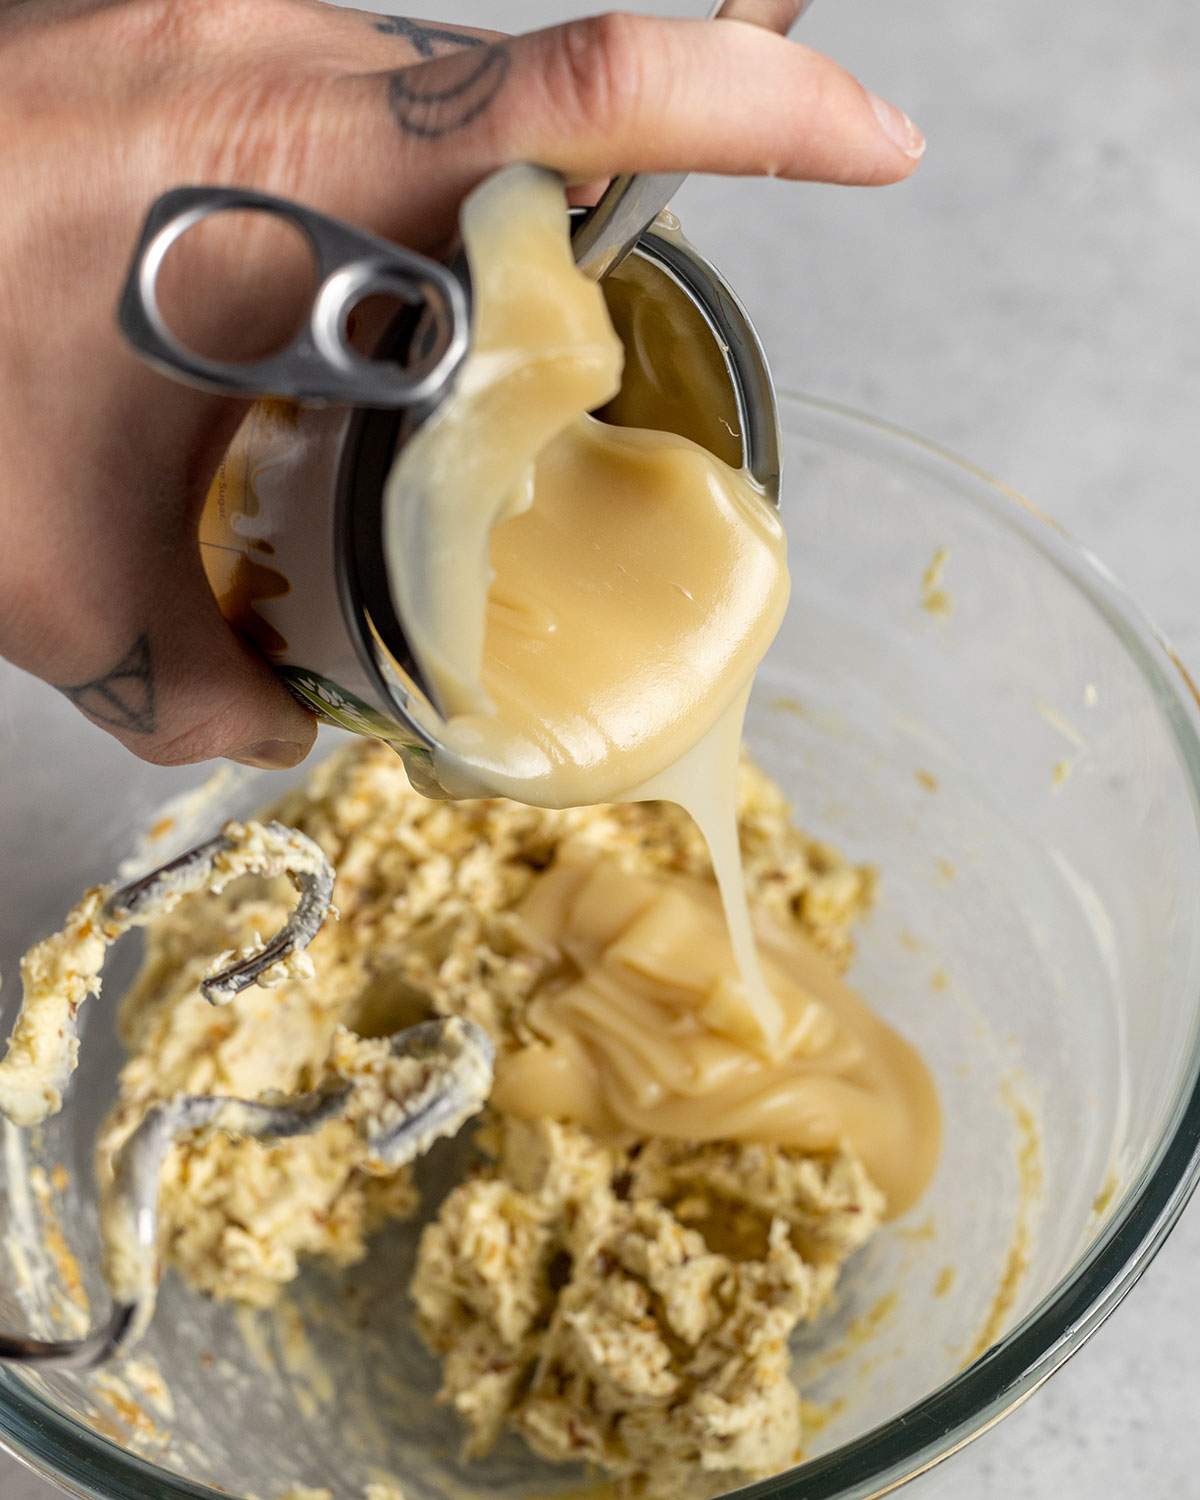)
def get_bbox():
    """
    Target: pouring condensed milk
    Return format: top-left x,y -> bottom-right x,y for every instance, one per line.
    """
384,165 -> 789,1046
117,163 -> 938,1202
